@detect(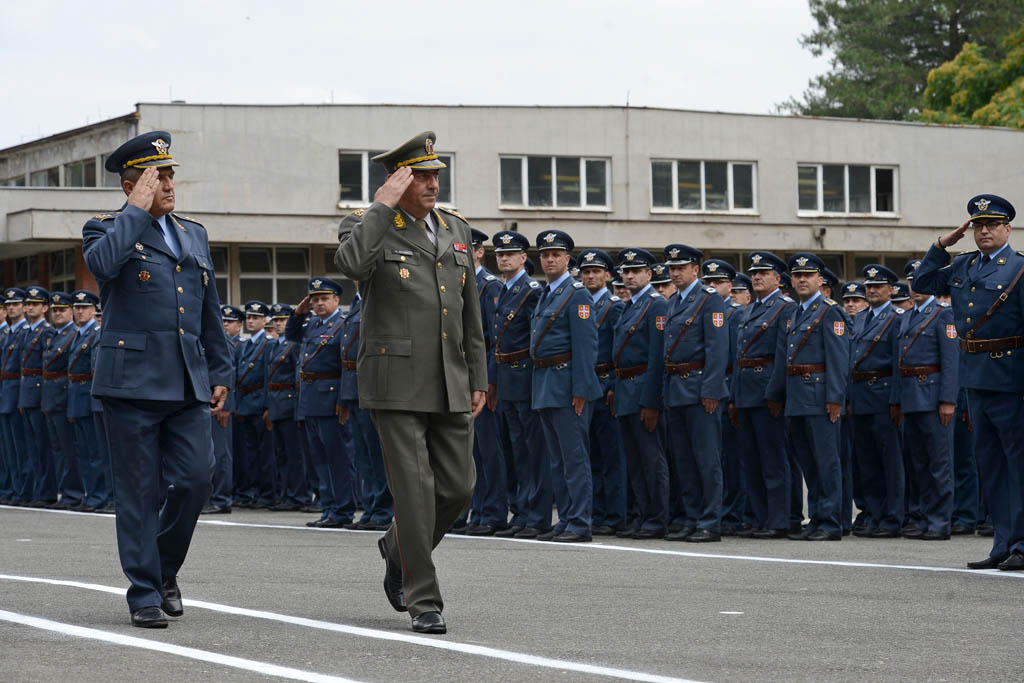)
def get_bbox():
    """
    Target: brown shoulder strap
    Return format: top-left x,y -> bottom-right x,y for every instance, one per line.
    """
44,328 -> 78,370
739,301 -> 787,359
300,317 -> 347,371
852,311 -> 898,370
267,342 -> 296,382
66,327 -> 100,371
898,307 -> 944,365
788,303 -> 830,365
664,292 -> 711,363
342,328 -> 360,358
532,287 -> 578,357
596,299 -> 616,329
22,327 -> 46,362
614,297 -> 656,367
965,261 -> 1024,339
494,286 -> 536,352
236,338 -> 270,387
